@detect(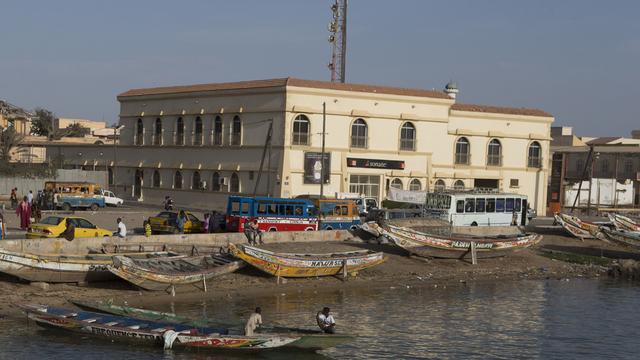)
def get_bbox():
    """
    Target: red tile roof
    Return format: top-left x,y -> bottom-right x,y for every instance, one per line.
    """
117,77 -> 451,100
451,103 -> 552,117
